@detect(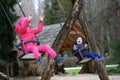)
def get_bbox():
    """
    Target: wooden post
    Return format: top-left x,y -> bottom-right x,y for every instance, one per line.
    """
79,12 -> 109,80
96,62 -> 109,80
41,59 -> 55,80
